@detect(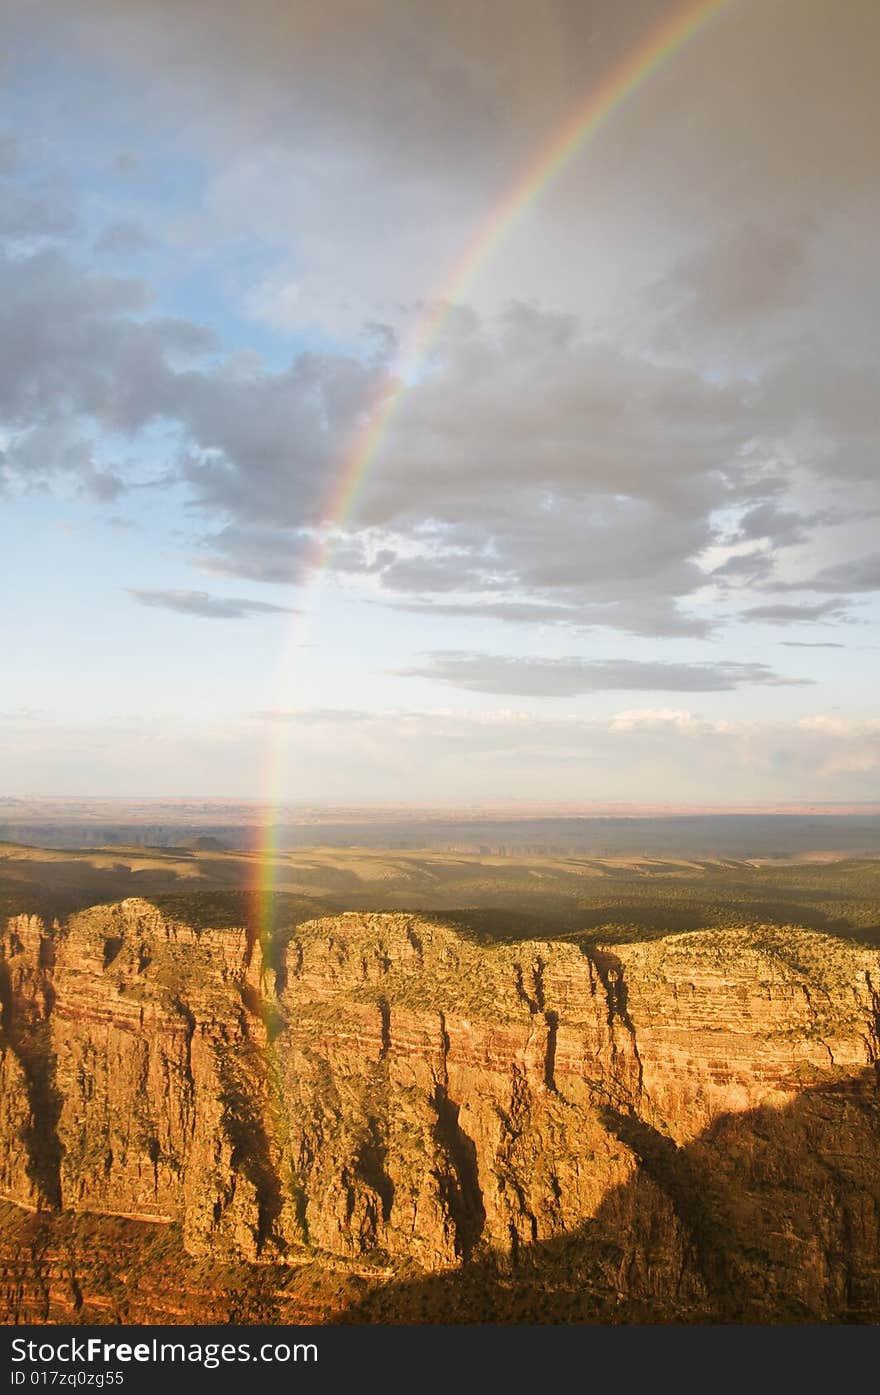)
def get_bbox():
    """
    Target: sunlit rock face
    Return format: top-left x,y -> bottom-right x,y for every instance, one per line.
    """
1,901 -> 879,1320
